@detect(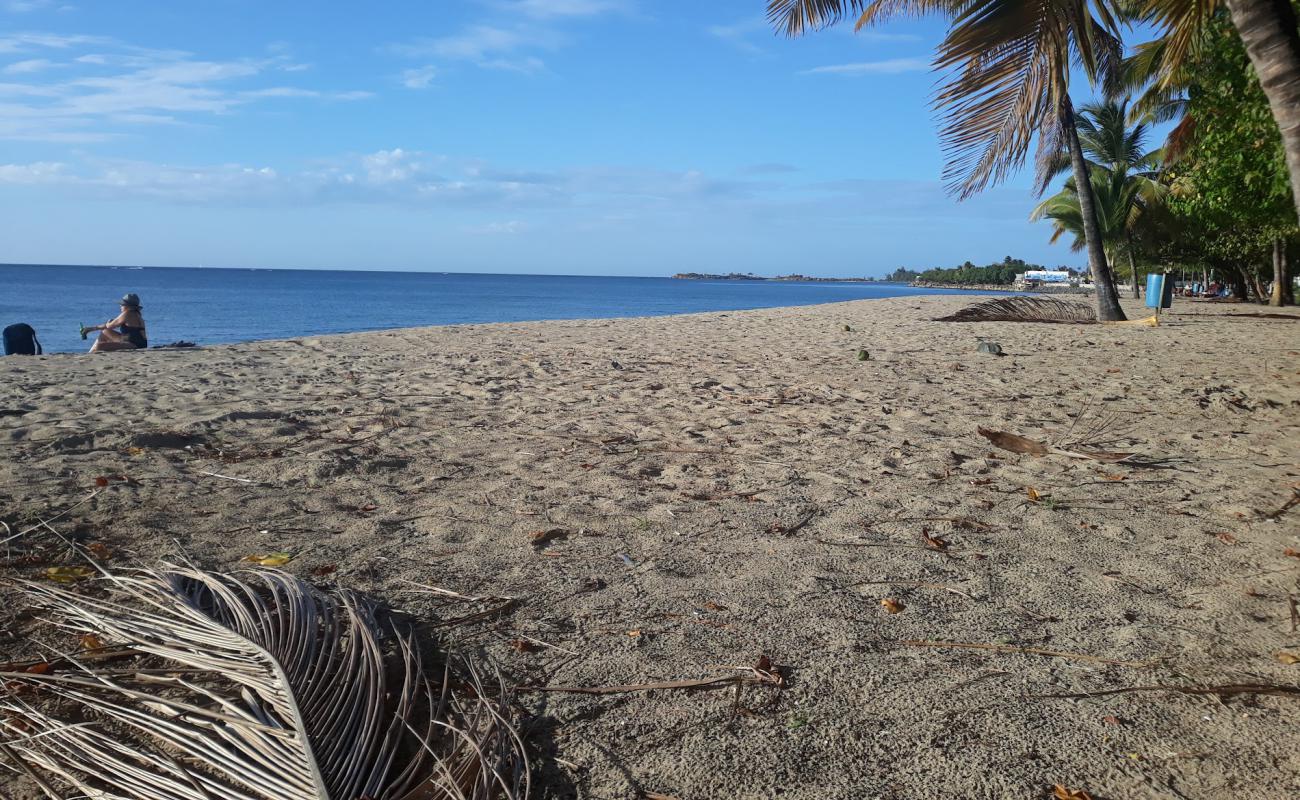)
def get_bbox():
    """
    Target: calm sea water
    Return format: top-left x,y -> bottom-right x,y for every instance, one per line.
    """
2,264 -> 991,354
